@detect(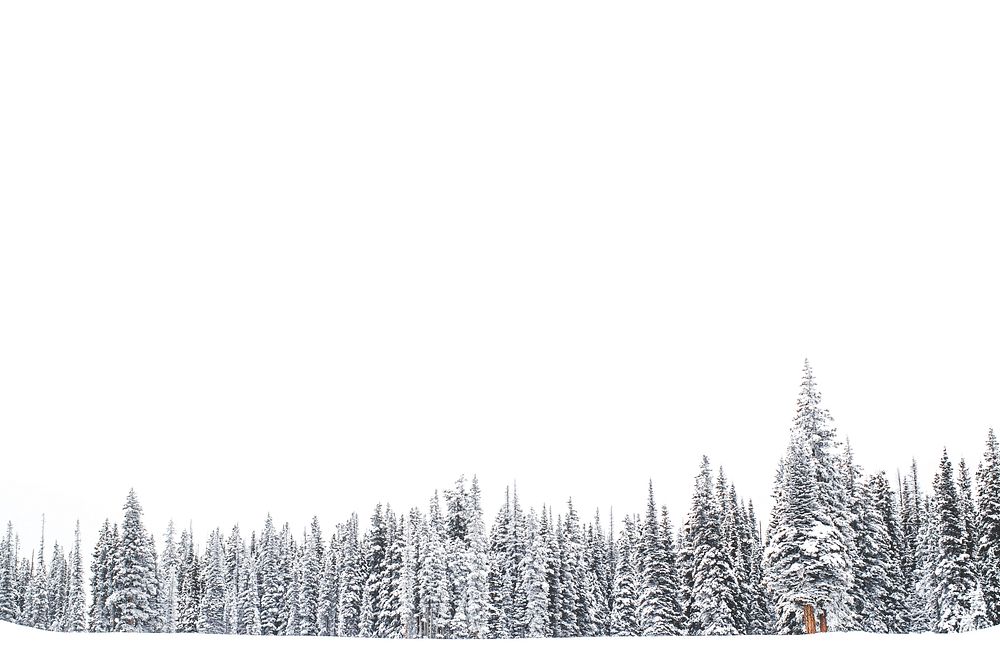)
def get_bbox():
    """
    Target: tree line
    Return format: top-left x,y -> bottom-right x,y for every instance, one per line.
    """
2,361 -> 999,636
